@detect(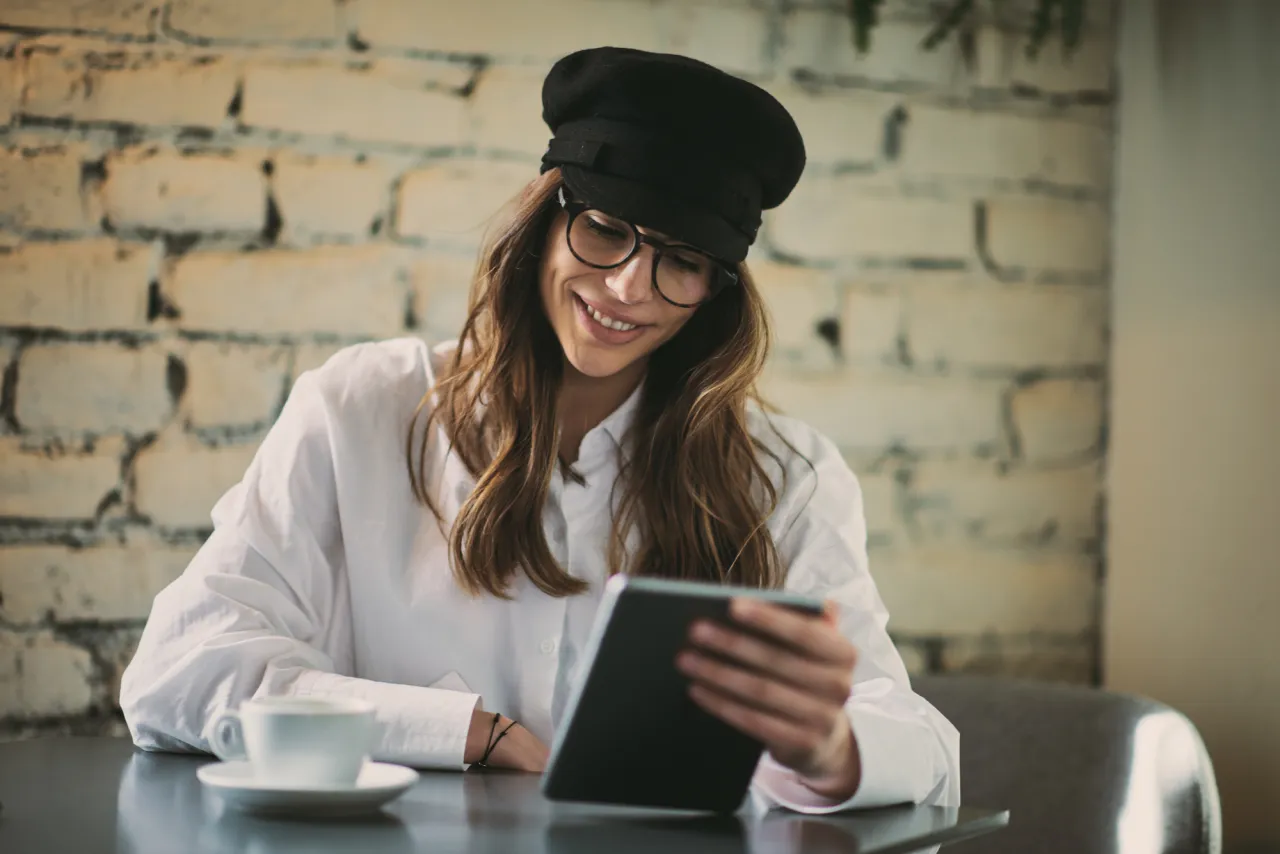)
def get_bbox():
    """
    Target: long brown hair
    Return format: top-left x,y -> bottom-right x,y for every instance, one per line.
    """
407,168 -> 795,599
